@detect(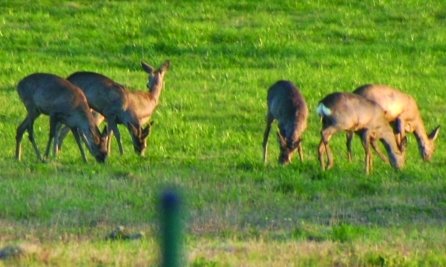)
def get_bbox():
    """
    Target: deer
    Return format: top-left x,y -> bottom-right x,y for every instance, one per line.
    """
15,73 -> 108,163
346,84 -> 440,162
56,60 -> 169,156
262,80 -> 308,165
317,92 -> 405,174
